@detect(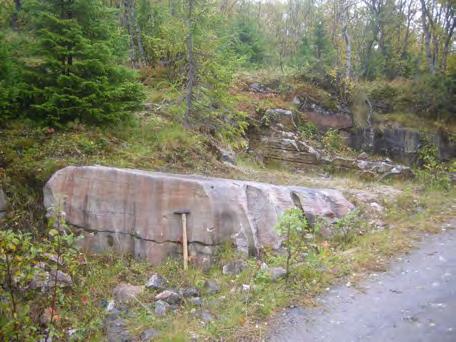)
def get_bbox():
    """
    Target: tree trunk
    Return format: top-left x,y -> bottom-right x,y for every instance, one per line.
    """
184,0 -> 195,128
432,35 -> 439,72
123,0 -> 137,67
169,0 -> 176,16
420,0 -> 435,74
362,39 -> 375,78
400,0 -> 414,59
441,21 -> 455,72
343,25 -> 352,79
11,0 -> 21,31
123,0 -> 146,68
134,7 -> 146,65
